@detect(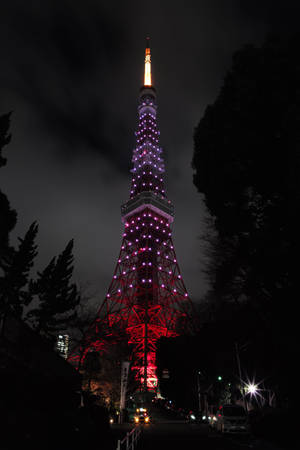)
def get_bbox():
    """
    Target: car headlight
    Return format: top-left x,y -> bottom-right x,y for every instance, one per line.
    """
145,417 -> 149,423
134,417 -> 139,423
